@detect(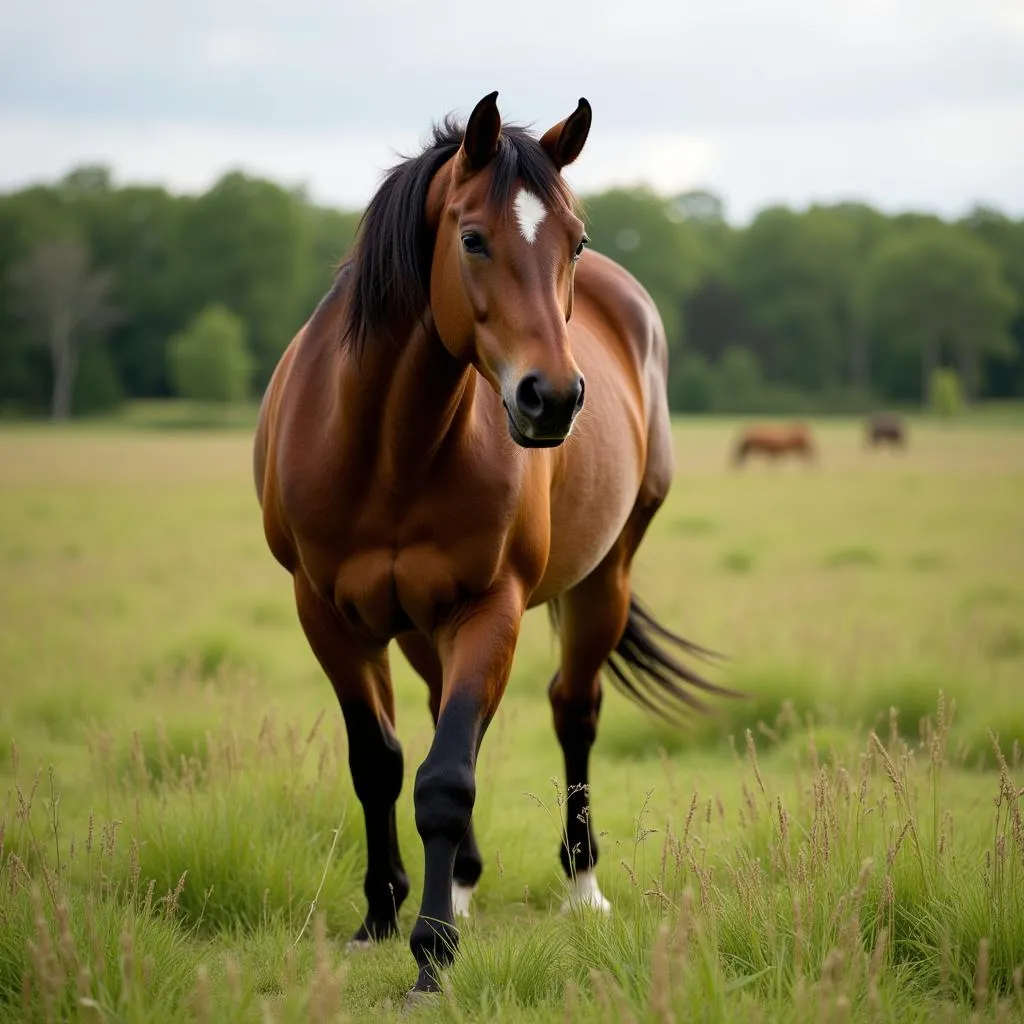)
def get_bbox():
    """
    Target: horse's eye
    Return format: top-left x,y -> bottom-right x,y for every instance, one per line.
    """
461,231 -> 486,255
573,236 -> 589,261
